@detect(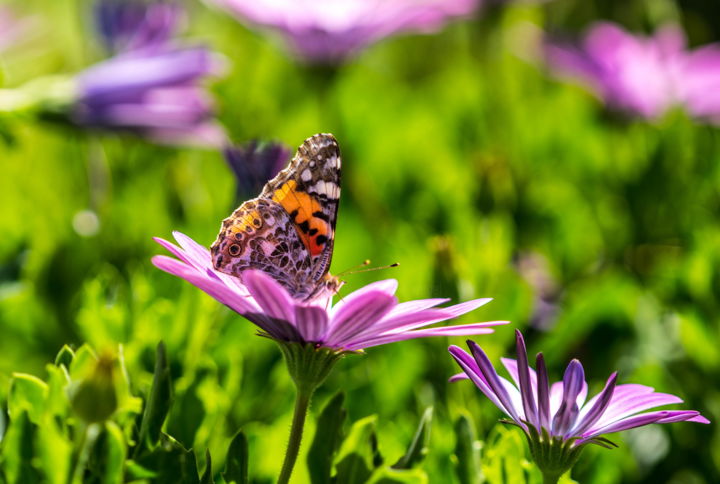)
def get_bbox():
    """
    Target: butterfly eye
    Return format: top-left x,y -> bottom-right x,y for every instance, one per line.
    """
228,244 -> 241,256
